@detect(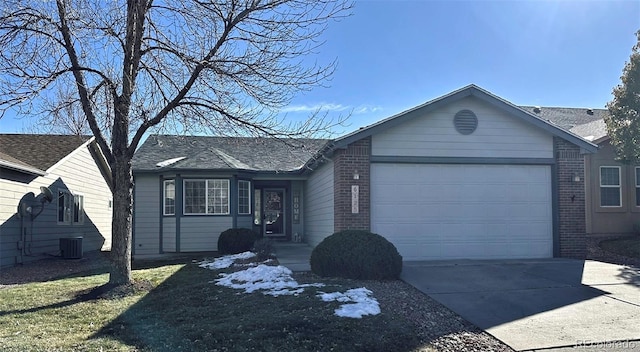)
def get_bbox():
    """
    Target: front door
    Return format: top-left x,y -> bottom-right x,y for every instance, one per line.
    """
264,189 -> 285,236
